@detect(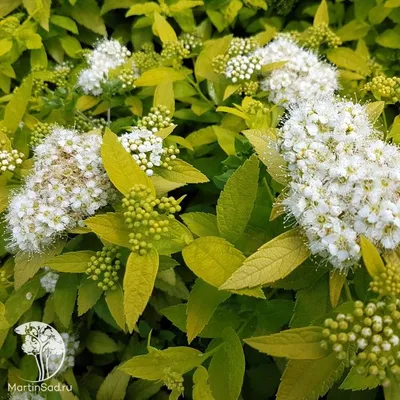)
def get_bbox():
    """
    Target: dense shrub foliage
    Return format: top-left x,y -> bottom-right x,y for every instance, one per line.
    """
1,0 -> 400,399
